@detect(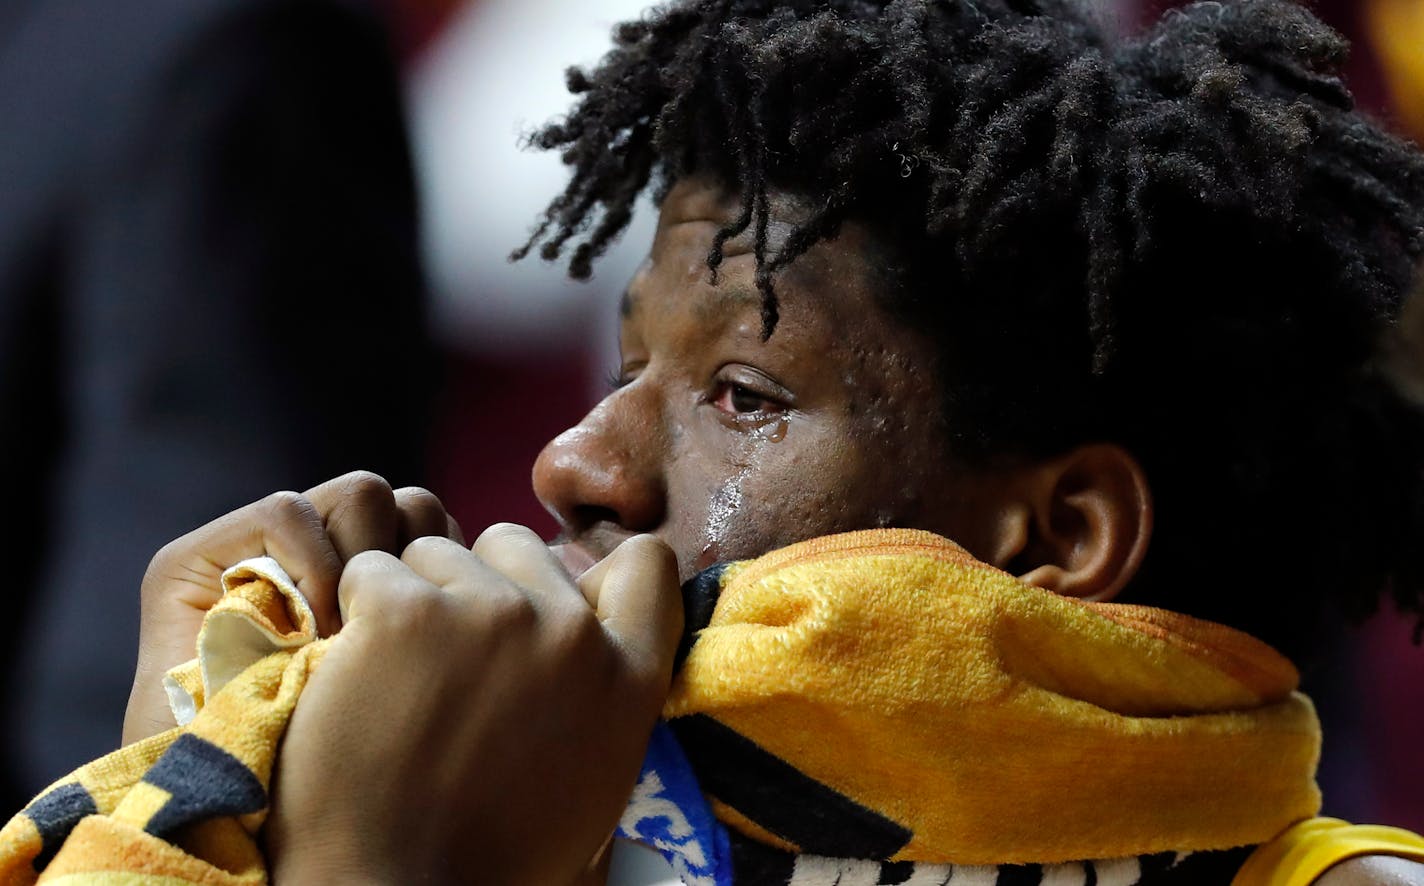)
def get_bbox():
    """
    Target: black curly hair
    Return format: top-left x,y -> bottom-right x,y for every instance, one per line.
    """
515,0 -> 1424,663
